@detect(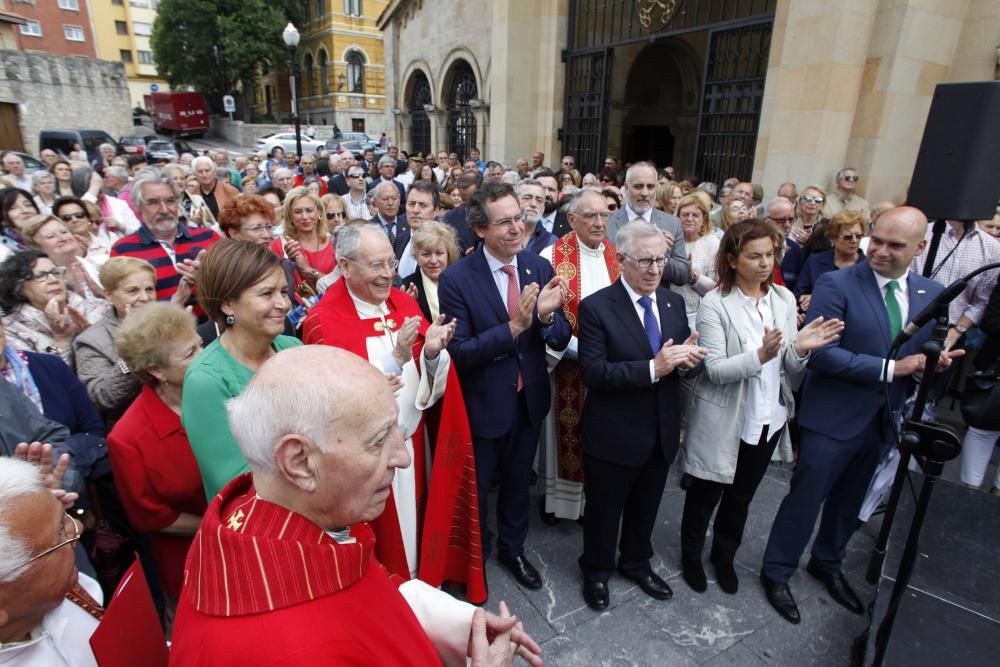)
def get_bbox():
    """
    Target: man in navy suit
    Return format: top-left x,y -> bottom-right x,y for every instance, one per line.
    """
367,155 -> 406,202
371,181 -> 409,261
438,181 -> 571,590
760,206 -> 959,624
576,220 -> 705,610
